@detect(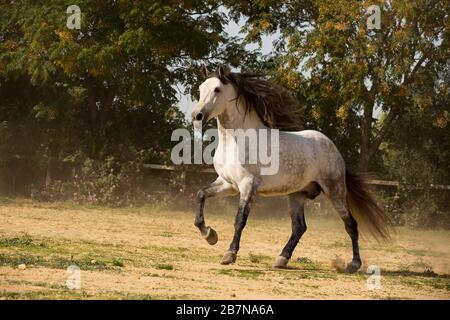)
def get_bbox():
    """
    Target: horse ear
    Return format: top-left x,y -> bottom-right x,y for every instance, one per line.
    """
200,65 -> 210,78
217,64 -> 229,77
